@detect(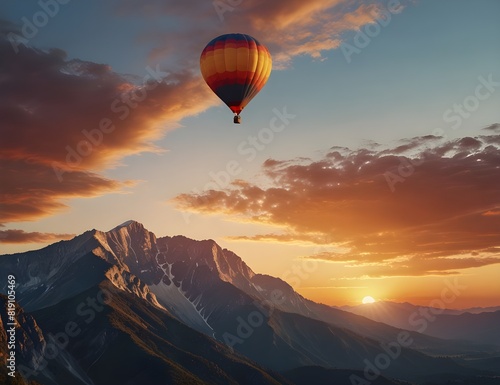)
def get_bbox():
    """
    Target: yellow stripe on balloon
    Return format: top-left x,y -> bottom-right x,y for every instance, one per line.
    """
214,49 -> 226,74
225,47 -> 237,72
